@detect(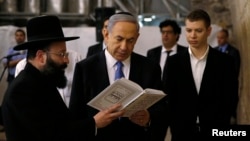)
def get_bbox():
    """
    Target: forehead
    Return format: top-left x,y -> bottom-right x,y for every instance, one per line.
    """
104,20 -> 109,25
111,21 -> 138,35
161,26 -> 174,30
15,31 -> 25,35
185,19 -> 206,29
218,31 -> 226,36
